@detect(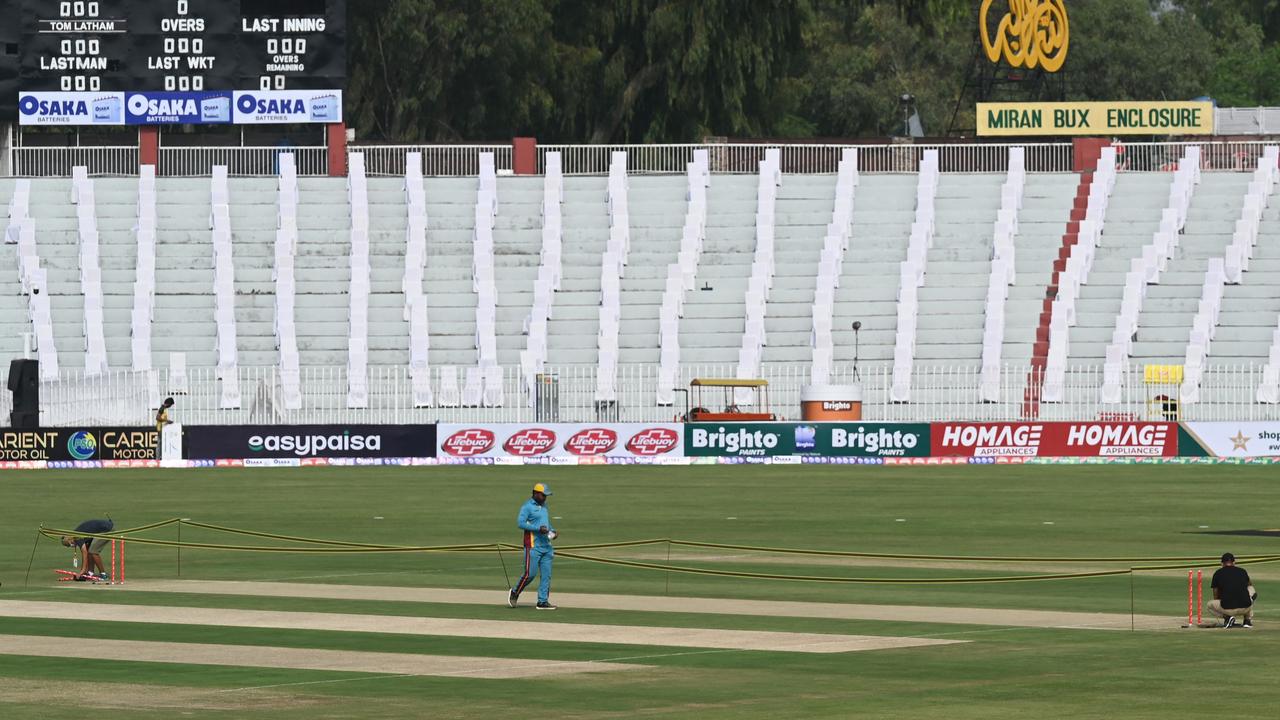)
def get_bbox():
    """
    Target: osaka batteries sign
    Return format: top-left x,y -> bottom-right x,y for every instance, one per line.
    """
437,424 -> 682,460
18,90 -> 342,125
933,422 -> 1177,457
